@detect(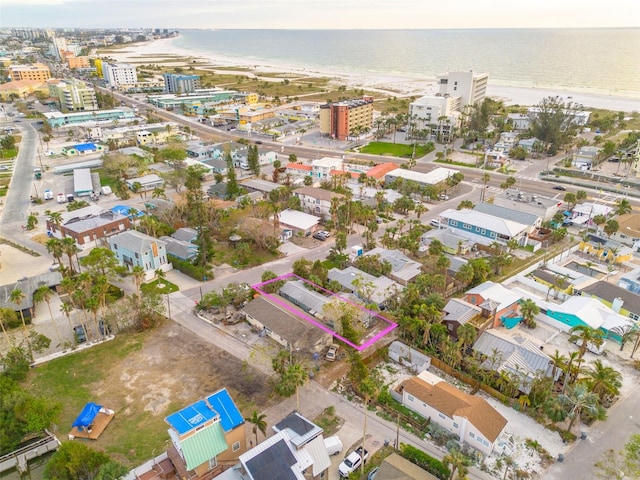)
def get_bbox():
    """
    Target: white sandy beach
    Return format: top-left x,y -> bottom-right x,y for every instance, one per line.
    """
106,37 -> 640,112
